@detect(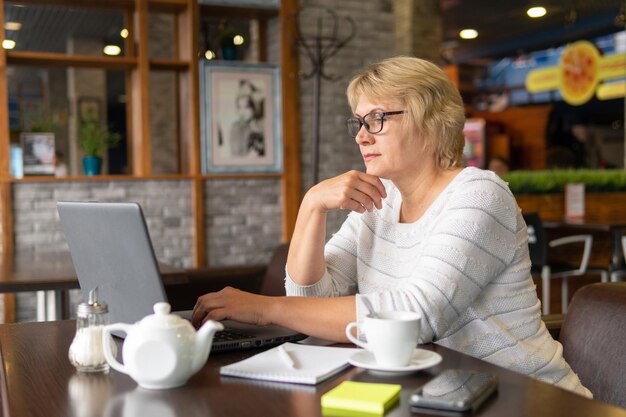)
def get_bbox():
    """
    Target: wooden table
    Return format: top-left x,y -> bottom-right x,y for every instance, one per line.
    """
1,320 -> 624,417
0,251 -> 189,321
